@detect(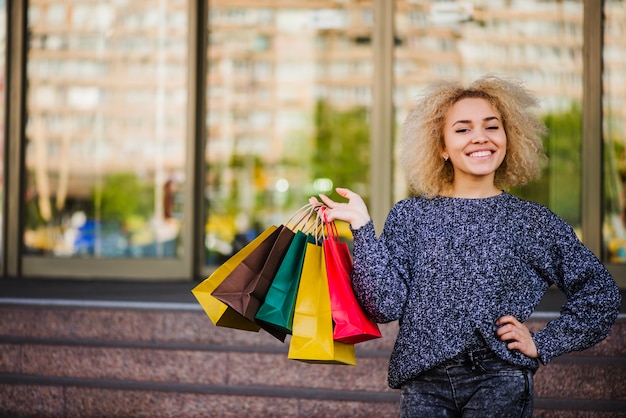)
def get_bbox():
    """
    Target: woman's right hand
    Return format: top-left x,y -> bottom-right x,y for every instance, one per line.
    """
309,187 -> 371,230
